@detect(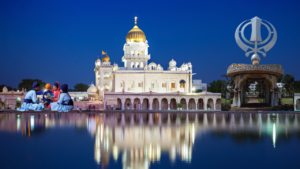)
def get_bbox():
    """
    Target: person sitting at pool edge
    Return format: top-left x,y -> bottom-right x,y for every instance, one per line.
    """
50,84 -> 74,112
17,82 -> 44,111
42,83 -> 53,108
